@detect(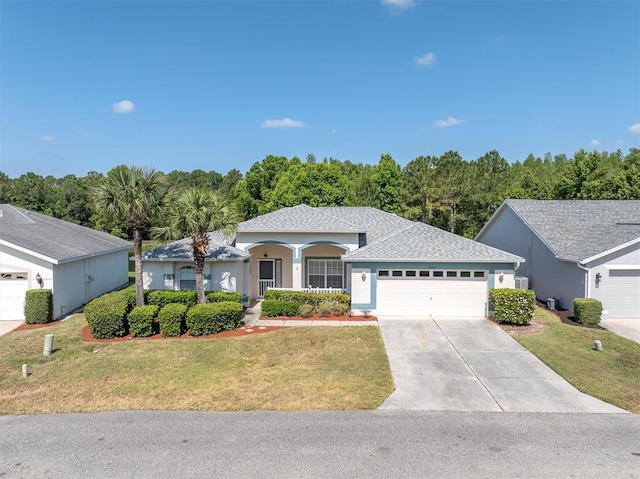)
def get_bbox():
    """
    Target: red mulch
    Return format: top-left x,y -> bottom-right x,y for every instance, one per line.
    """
80,325 -> 285,343
535,300 -> 604,330
262,314 -> 378,321
14,320 -> 62,331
